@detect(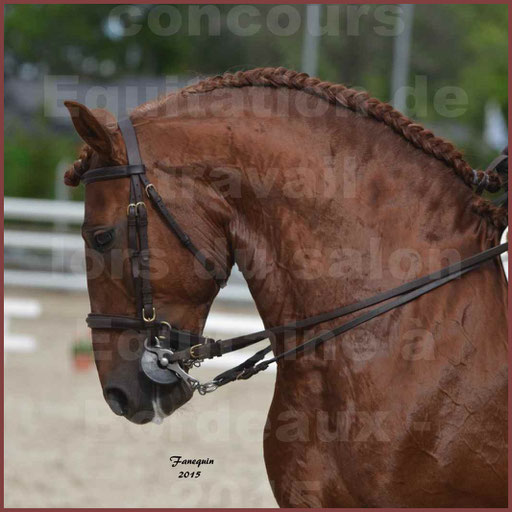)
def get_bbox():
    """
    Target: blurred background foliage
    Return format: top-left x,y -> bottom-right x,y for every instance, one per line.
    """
4,3 -> 508,200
